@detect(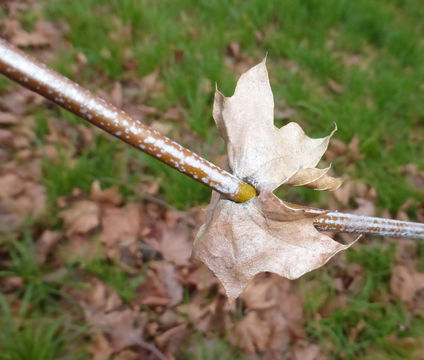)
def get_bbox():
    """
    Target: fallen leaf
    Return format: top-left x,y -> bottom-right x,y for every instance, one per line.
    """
0,173 -> 24,198
390,264 -> 424,303
1,276 -> 24,292
80,279 -> 147,353
274,293 -> 305,338
0,112 -> 18,124
101,204 -> 142,247
77,125 -> 95,148
144,223 -> 192,266
194,60 -> 353,299
6,19 -> 50,48
227,41 -> 241,58
0,203 -> 21,232
110,81 -> 123,108
178,263 -> 217,291
90,334 -> 115,360
348,135 -> 360,152
333,180 -> 354,205
150,121 -> 173,136
35,230 -> 62,264
60,200 -> 100,236
139,71 -> 161,100
33,20 -> 59,48
91,180 -> 123,206
21,181 -> 45,216
153,262 -> 183,307
240,273 -> 277,310
400,163 -> 424,192
114,349 -> 142,360
58,234 -> 101,263
351,198 -> 375,217
239,274 -> 305,352
136,261 -> 183,308
155,323 -> 188,358
100,203 -> 143,266
176,295 -> 217,333
229,311 -> 271,353
0,171 -> 45,227
0,129 -> 13,147
162,107 -> 184,121
263,308 -> 291,353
